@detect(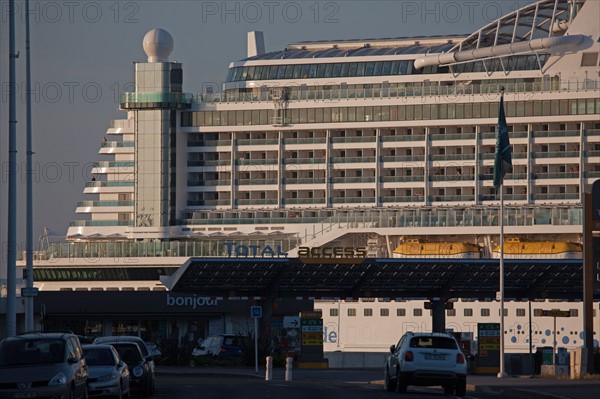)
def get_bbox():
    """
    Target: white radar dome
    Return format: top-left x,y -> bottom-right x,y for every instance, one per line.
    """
143,28 -> 174,62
